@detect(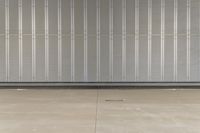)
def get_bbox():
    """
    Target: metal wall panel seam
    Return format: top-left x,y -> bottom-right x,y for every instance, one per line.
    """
199,0 -> 200,80
161,0 -> 165,80
135,0 -> 139,81
109,0 -> 113,81
58,0 -> 62,81
71,0 -> 75,81
96,0 -> 100,81
148,0 -> 152,81
5,0 -> 9,81
18,0 -> 23,81
174,0 -> 178,81
187,0 -> 191,81
197,1 -> 200,80
31,0 -> 36,81
122,0 -> 126,81
84,0 -> 88,81
45,0 -> 49,81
